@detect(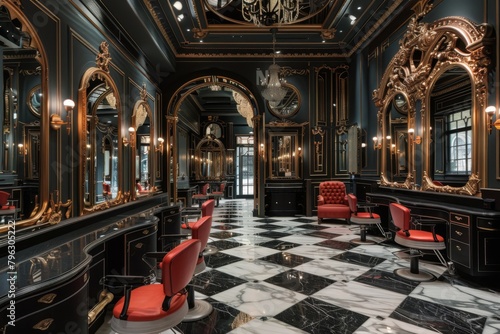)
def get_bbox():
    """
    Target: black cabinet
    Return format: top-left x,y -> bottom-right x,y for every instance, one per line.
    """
265,183 -> 305,216
155,205 -> 181,251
